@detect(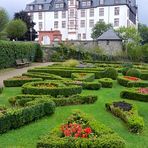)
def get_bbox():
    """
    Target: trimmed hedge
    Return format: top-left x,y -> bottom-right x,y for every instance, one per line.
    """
0,41 -> 42,69
103,67 -> 118,80
127,81 -> 148,87
22,72 -> 64,80
106,101 -> 144,133
126,68 -> 141,78
120,88 -> 148,102
9,94 -> 98,107
140,72 -> 148,80
0,87 -> 3,94
0,98 -> 55,134
22,81 -> 82,97
37,111 -> 125,148
71,73 -> 95,82
3,76 -> 42,87
98,78 -> 113,88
